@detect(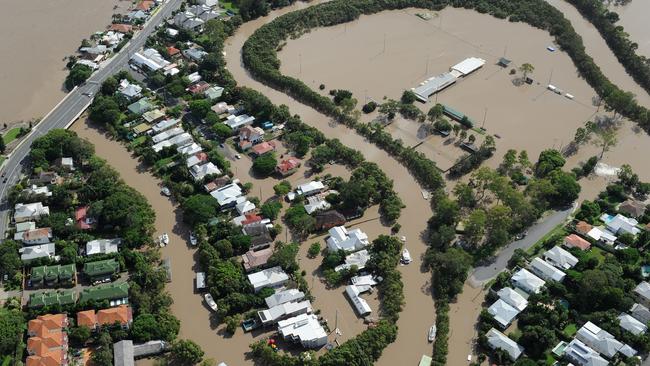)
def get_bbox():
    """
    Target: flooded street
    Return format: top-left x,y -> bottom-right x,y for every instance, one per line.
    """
0,0 -> 129,126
